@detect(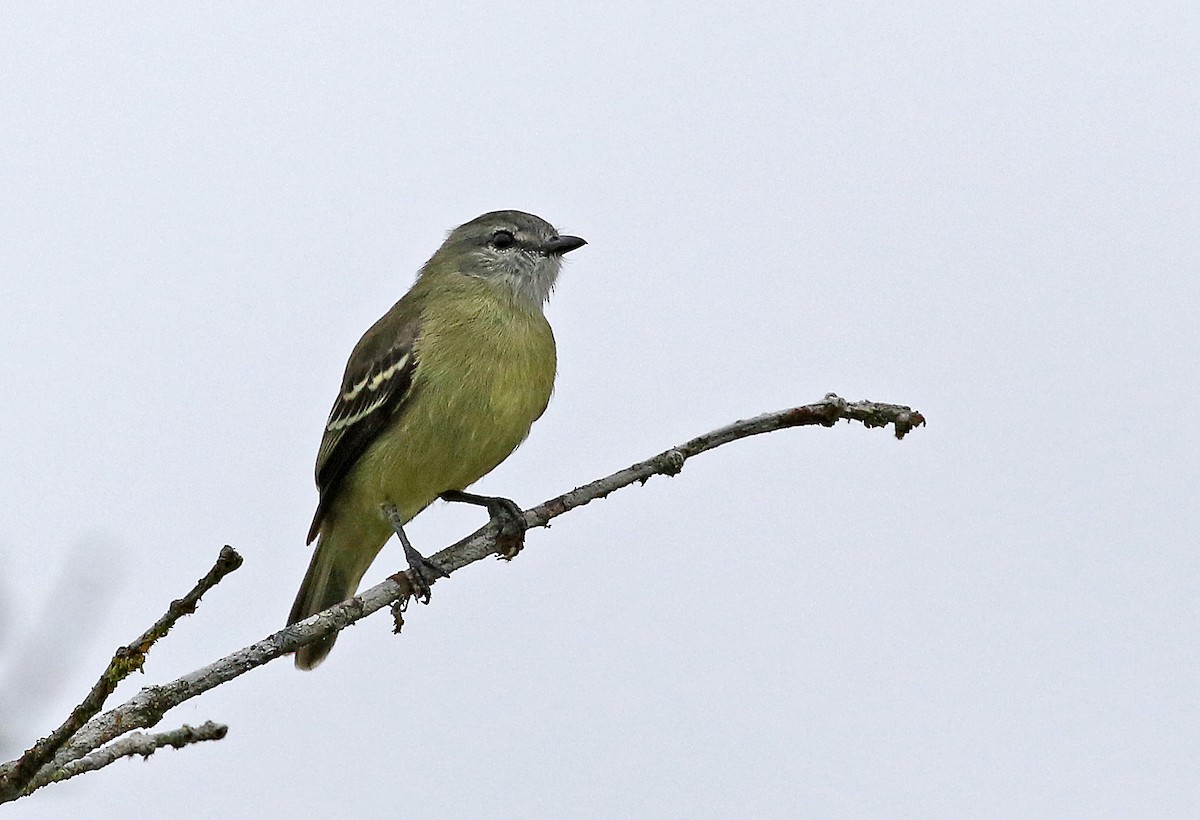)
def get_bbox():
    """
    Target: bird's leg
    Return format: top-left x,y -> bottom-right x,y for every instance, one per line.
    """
439,490 -> 528,559
382,504 -> 449,604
